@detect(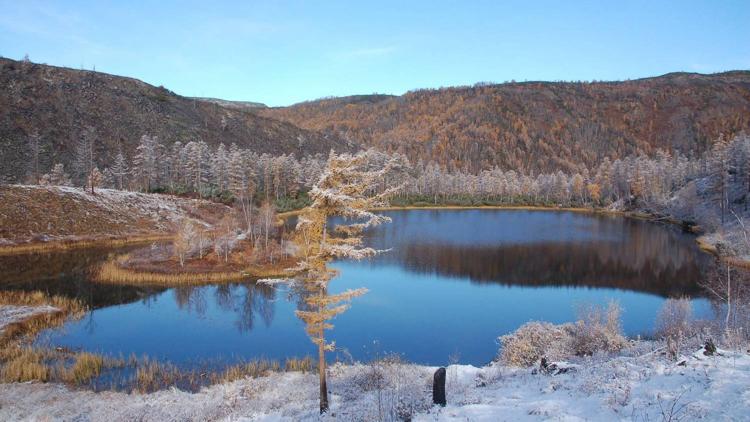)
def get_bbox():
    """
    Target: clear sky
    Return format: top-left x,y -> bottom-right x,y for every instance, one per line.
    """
1,0 -> 749,106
